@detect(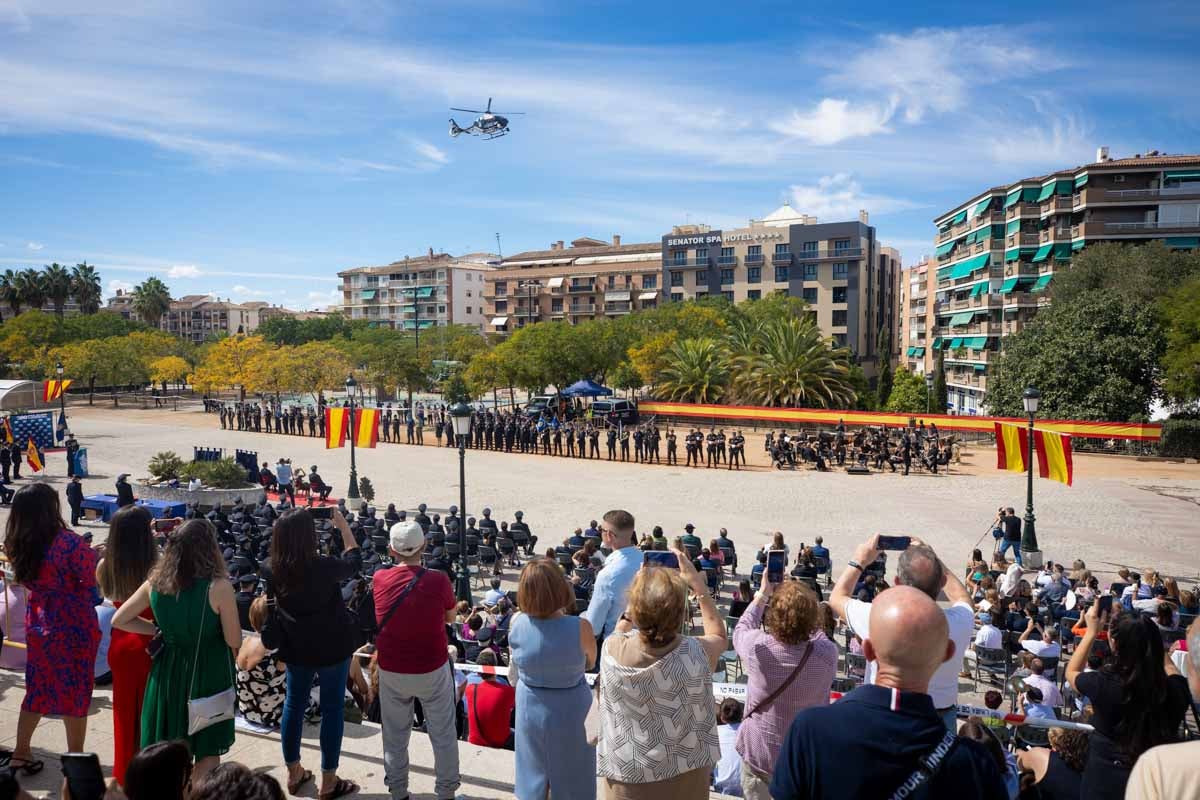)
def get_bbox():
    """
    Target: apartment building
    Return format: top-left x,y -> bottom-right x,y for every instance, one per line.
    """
339,250 -> 498,331
930,148 -> 1200,415
161,295 -> 263,343
484,236 -> 662,331
661,205 -> 900,378
899,260 -> 935,376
